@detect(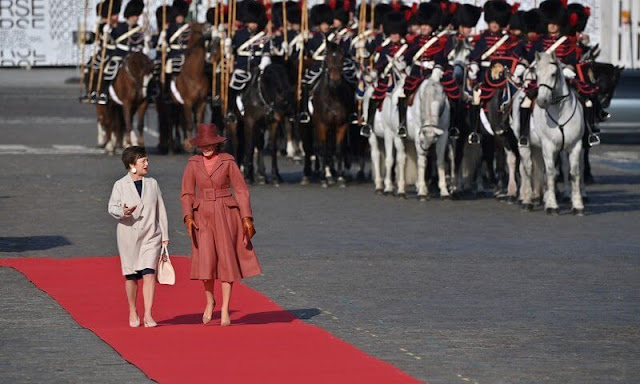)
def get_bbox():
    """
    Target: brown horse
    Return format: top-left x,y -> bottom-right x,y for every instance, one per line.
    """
309,42 -> 353,187
96,52 -> 153,155
171,23 -> 211,152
